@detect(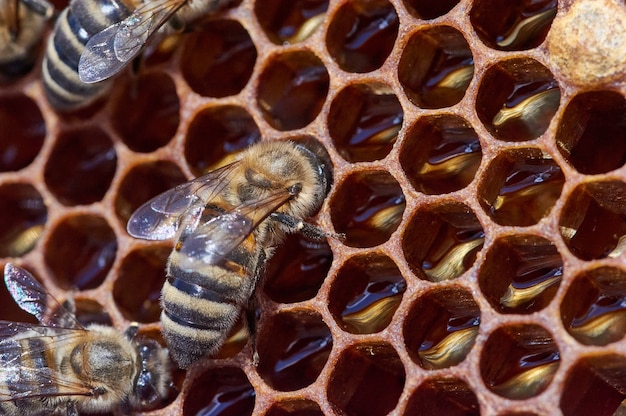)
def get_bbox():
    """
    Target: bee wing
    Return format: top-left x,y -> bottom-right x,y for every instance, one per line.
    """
78,0 -> 185,83
127,162 -> 239,241
178,189 -> 293,268
3,264 -> 82,329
